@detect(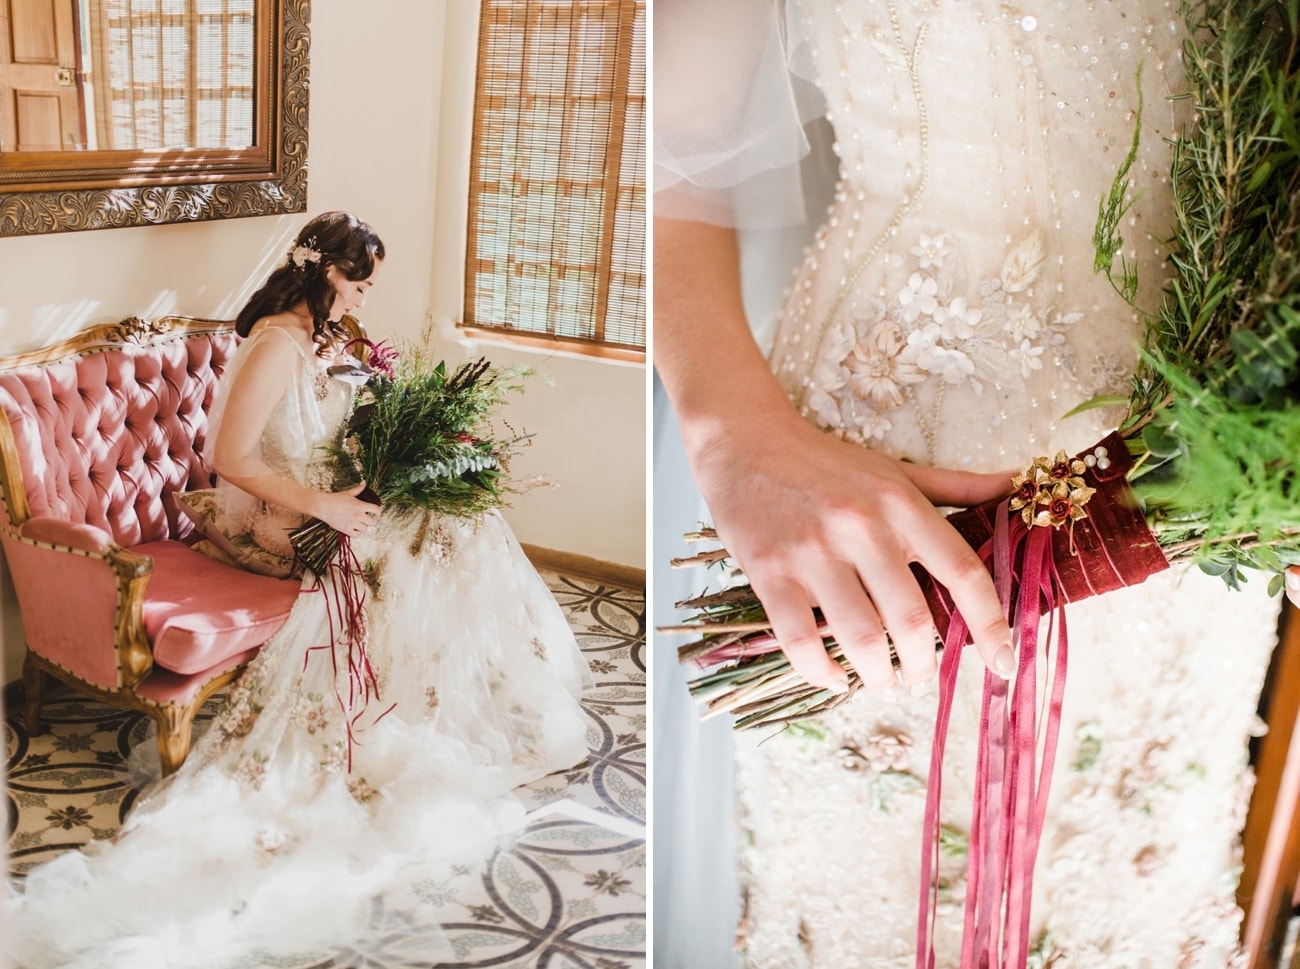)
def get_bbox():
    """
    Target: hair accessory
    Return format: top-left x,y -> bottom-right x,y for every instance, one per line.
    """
289,240 -> 322,269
